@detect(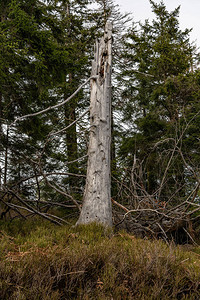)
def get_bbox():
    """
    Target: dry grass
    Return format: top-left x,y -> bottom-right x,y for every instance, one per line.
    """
0,218 -> 200,299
